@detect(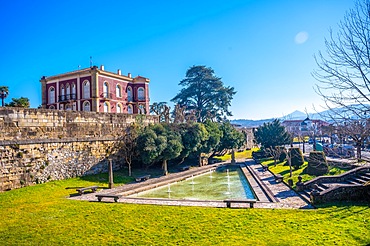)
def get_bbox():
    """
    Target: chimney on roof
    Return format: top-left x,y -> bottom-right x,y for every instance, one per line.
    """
117,69 -> 121,75
128,73 -> 131,78
100,65 -> 104,71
